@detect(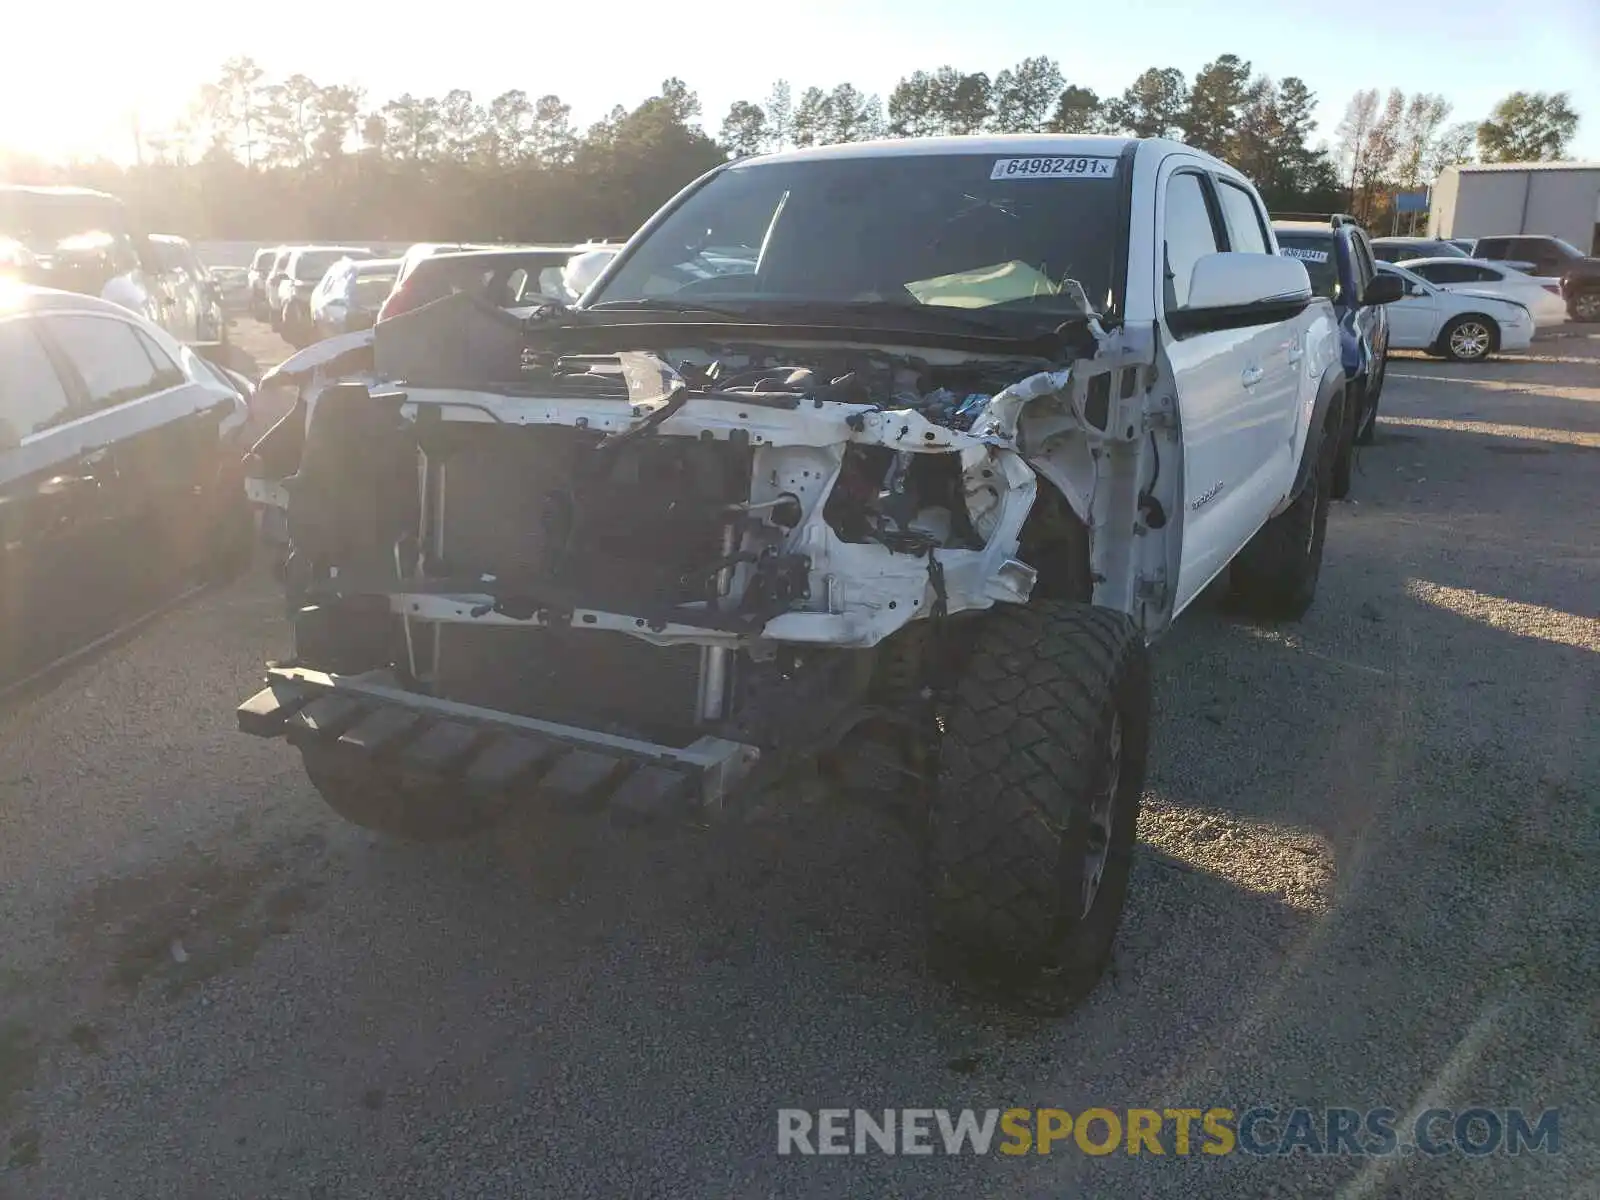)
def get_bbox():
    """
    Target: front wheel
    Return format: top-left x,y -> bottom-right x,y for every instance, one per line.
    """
1229,405 -> 1335,620
927,602 -> 1150,1003
1440,314 -> 1497,362
300,743 -> 506,842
